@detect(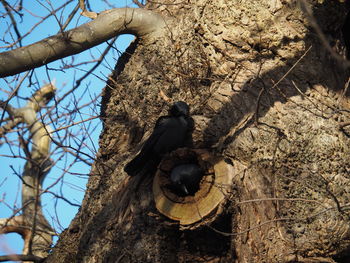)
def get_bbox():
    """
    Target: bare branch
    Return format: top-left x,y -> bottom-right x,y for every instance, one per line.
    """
132,0 -> 145,8
79,0 -> 98,19
0,1 -> 74,49
0,254 -> 44,262
0,8 -> 166,77
0,215 -> 28,237
51,115 -> 99,133
0,118 -> 21,141
1,83 -> 57,257
0,0 -> 23,47
74,36 -> 118,88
